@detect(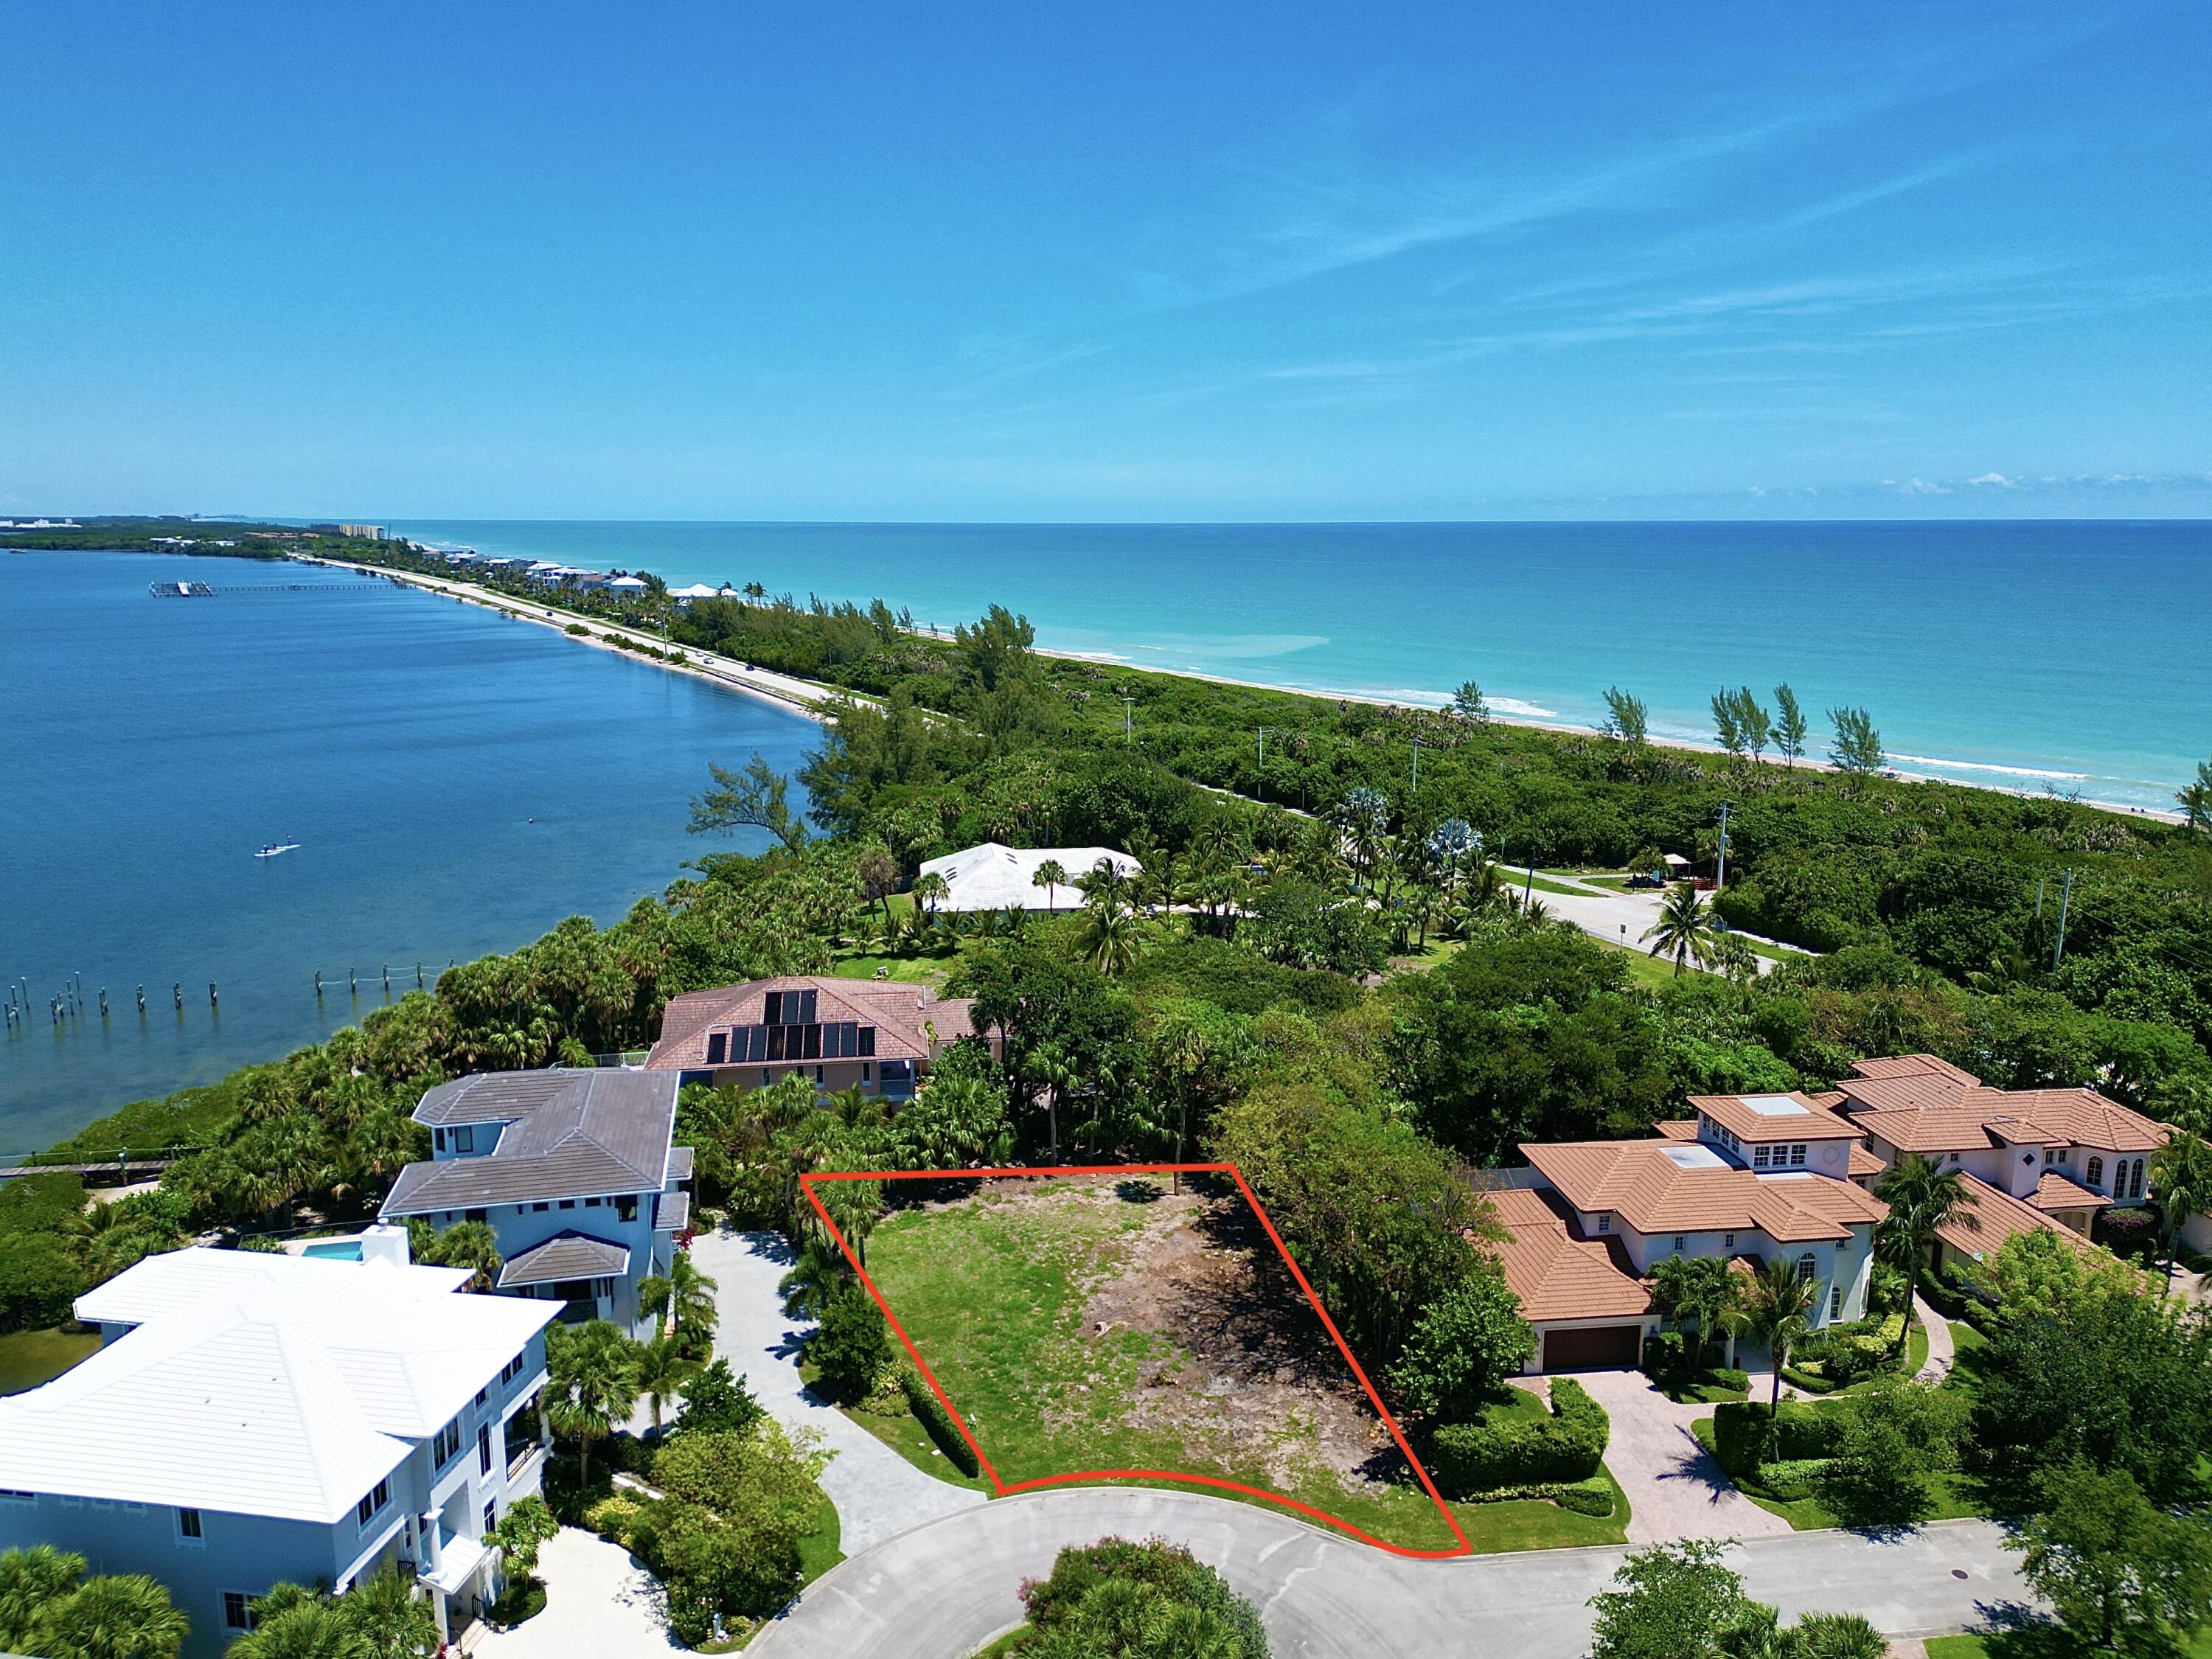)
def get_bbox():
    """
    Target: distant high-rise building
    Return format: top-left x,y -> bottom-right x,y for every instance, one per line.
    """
338,523 -> 386,540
